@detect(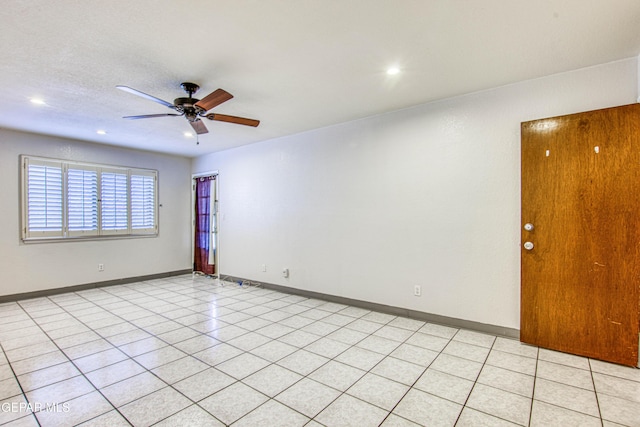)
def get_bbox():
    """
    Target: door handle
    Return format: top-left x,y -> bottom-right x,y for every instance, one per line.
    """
523,242 -> 534,250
